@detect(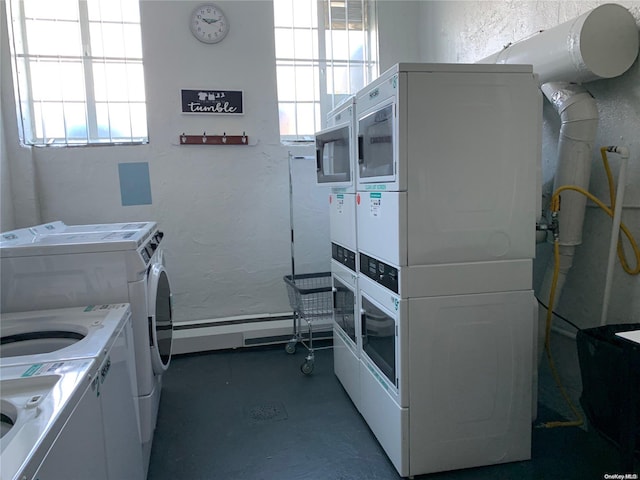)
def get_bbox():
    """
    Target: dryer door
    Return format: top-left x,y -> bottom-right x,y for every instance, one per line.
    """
147,263 -> 173,374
